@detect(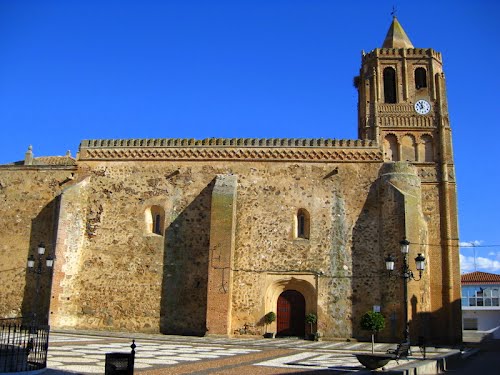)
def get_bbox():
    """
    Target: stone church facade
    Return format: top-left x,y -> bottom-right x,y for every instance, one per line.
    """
0,18 -> 462,344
